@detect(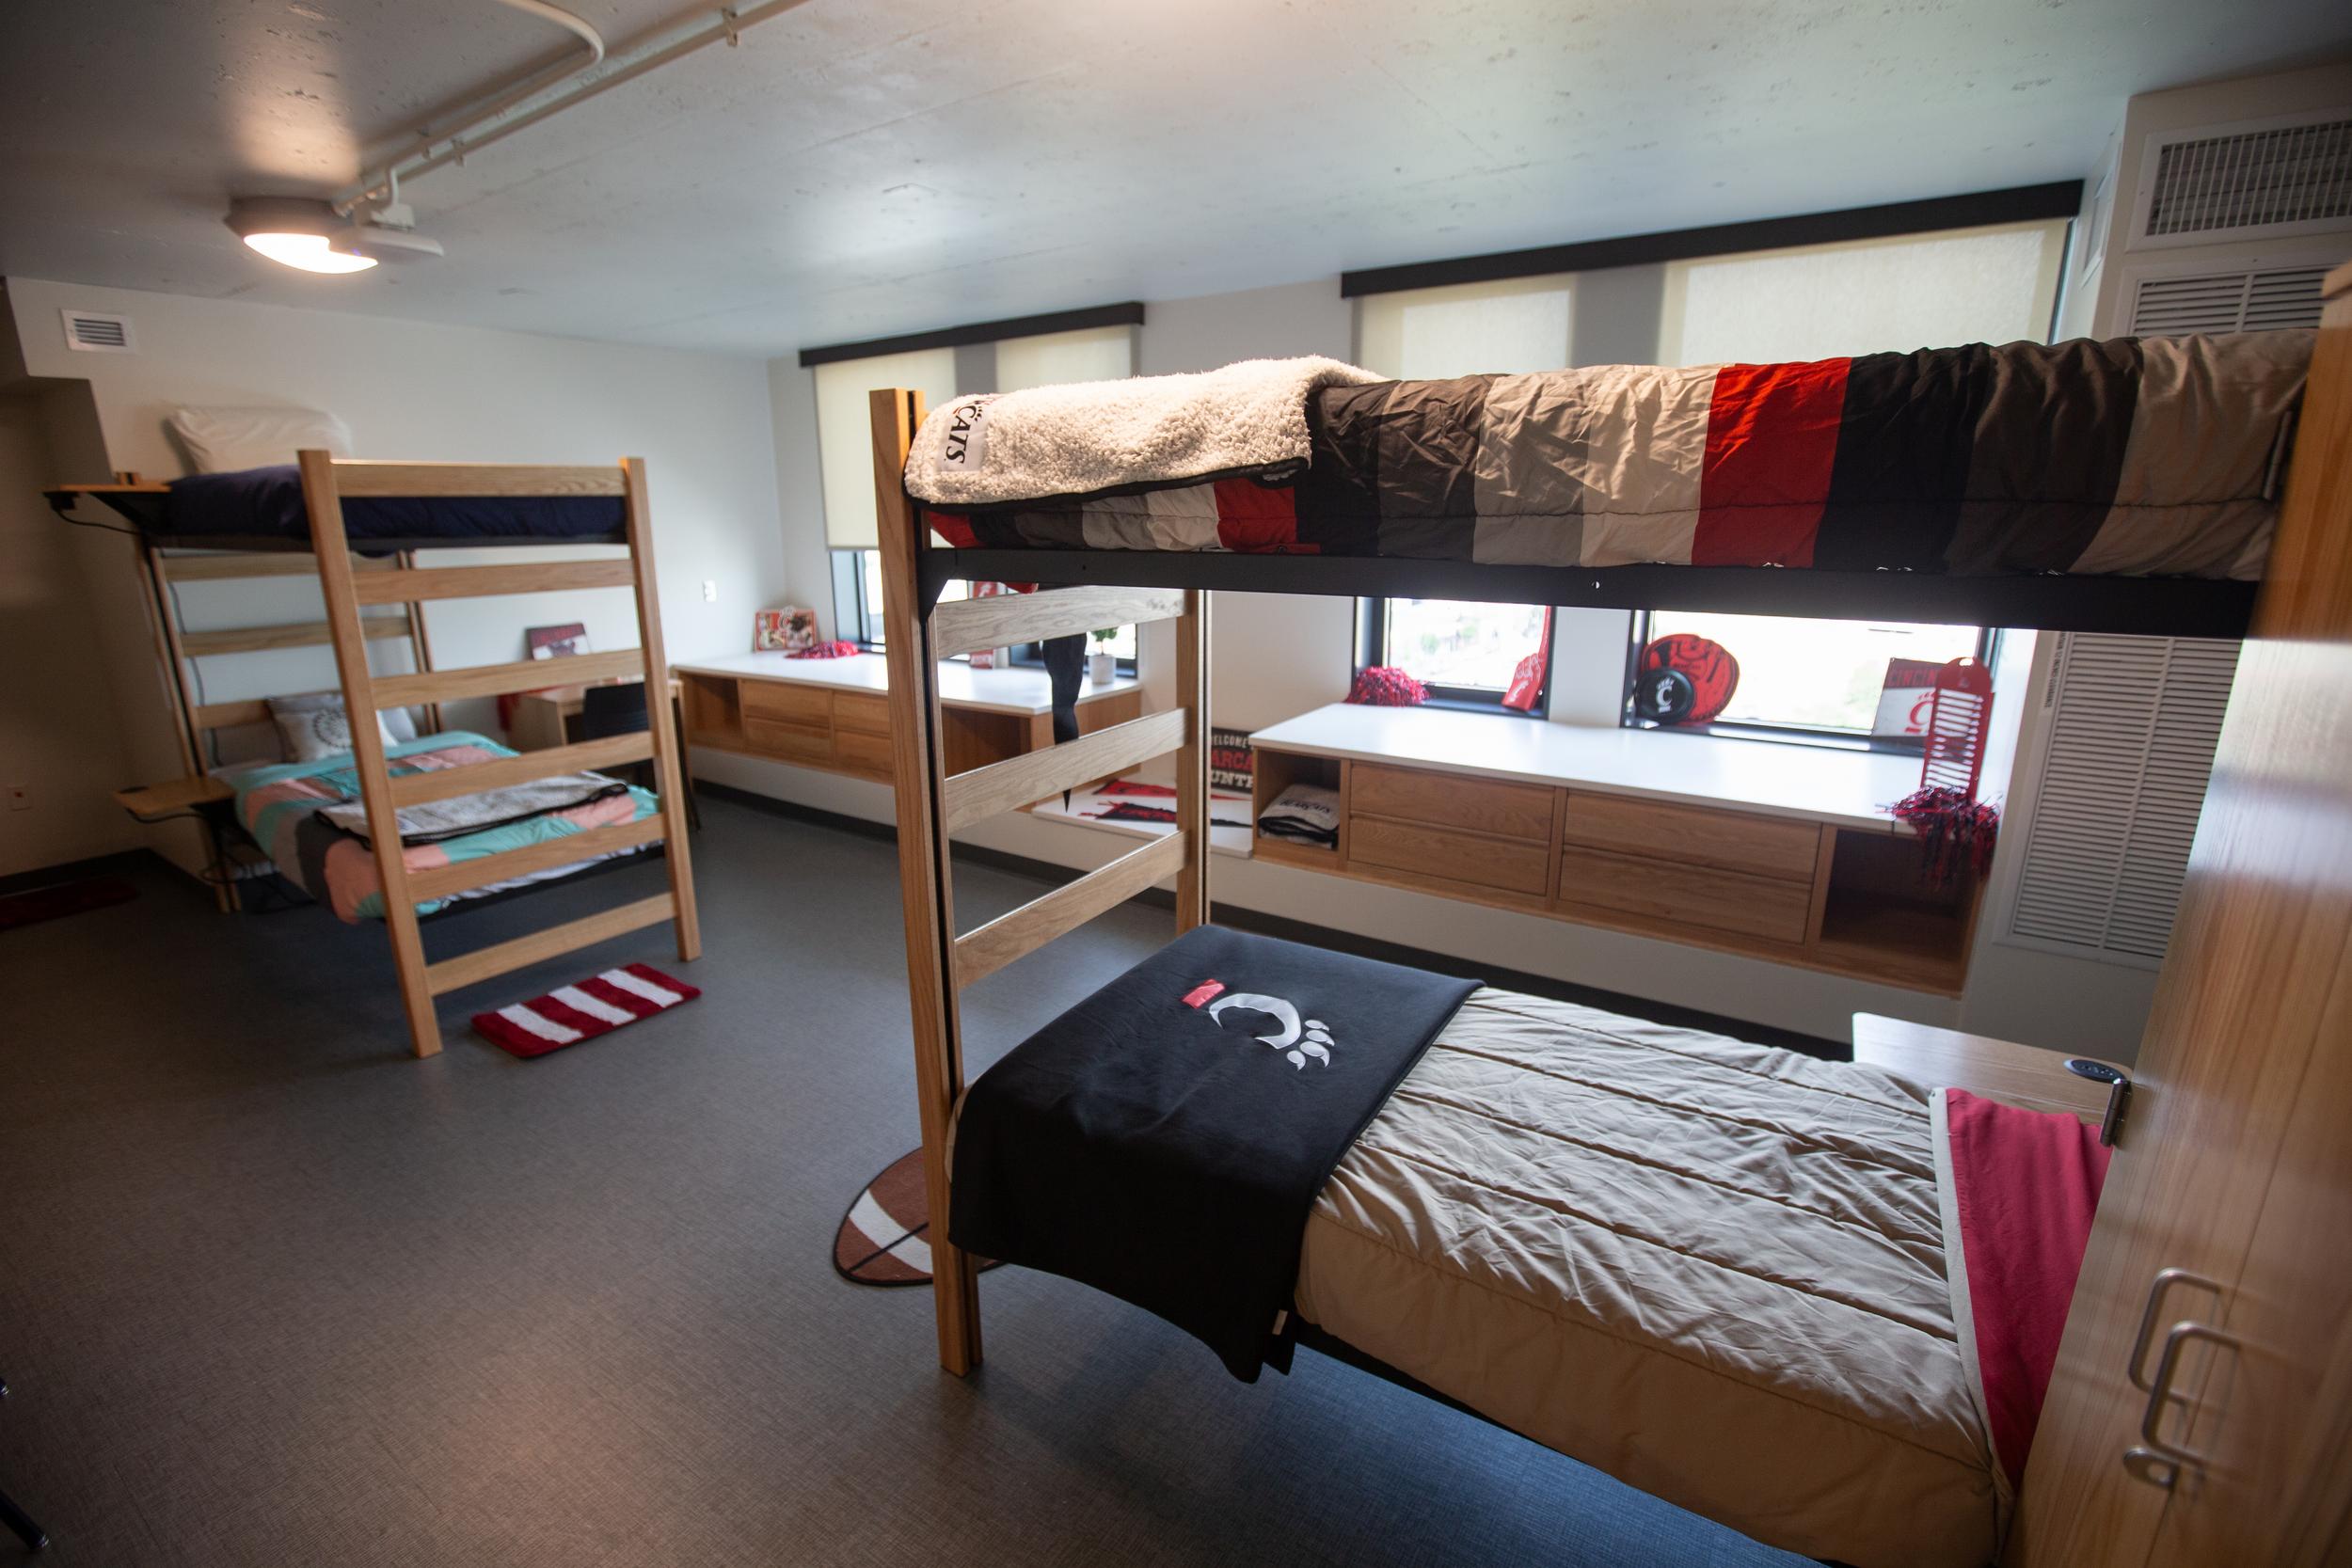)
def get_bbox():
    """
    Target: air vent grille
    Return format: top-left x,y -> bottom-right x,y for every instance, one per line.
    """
2143,117 -> 2352,240
61,309 -> 136,353
2130,266 -> 2329,335
2007,635 -> 2238,965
